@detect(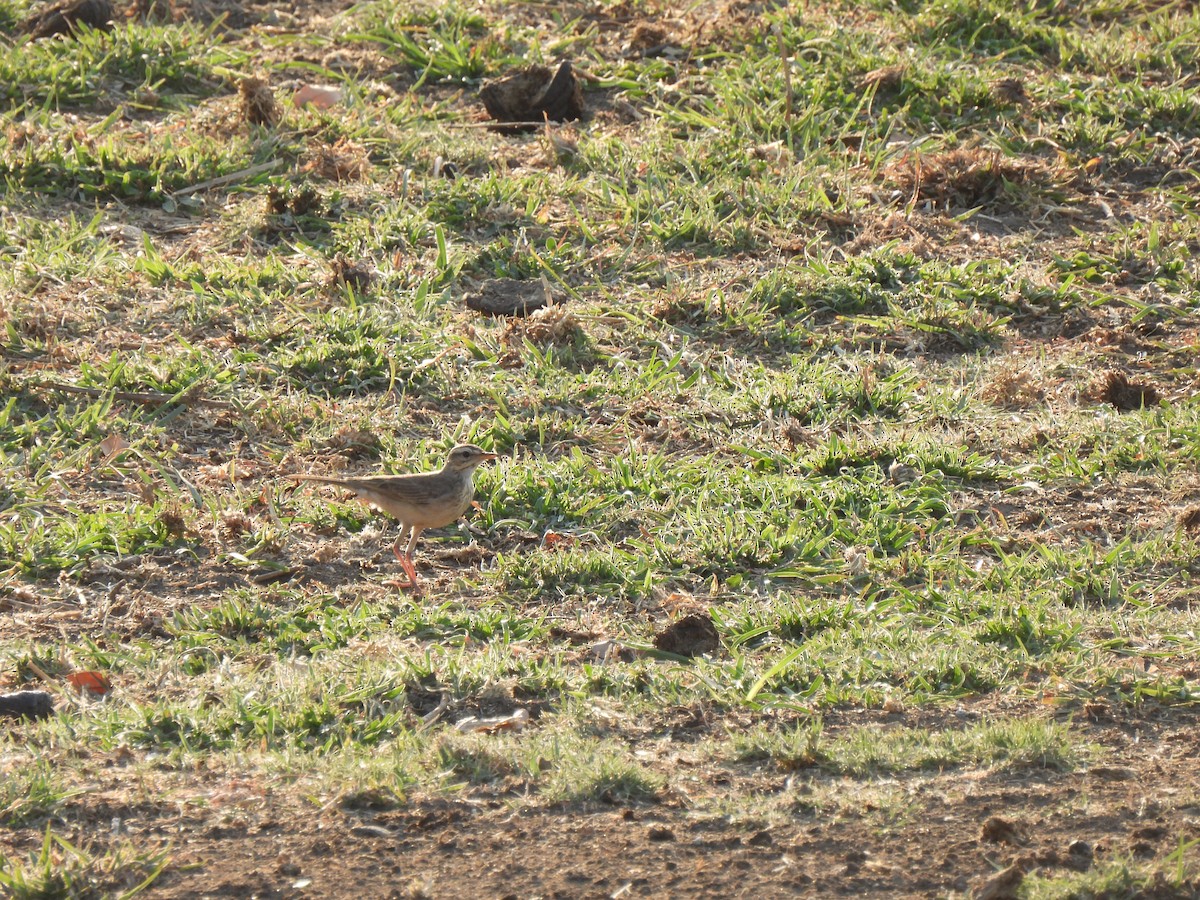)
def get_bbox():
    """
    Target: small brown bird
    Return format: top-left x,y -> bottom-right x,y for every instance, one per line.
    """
293,443 -> 497,589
